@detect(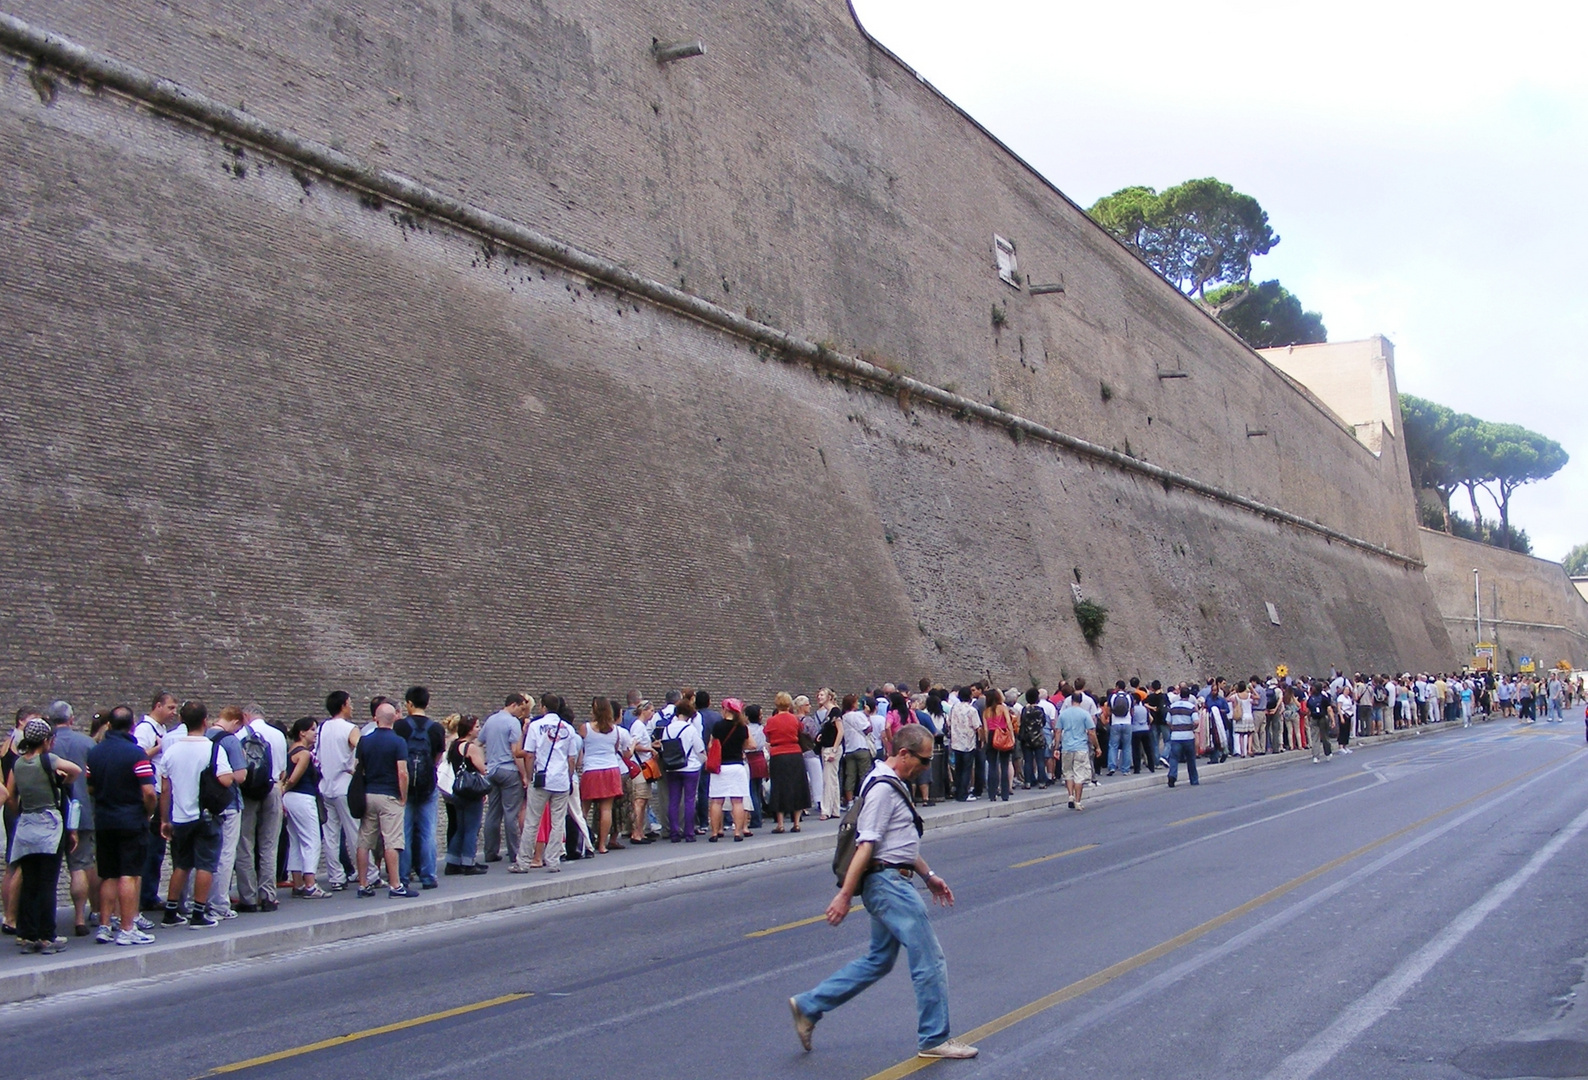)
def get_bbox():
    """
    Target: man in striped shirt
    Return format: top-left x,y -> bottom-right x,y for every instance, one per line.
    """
1165,687 -> 1200,788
